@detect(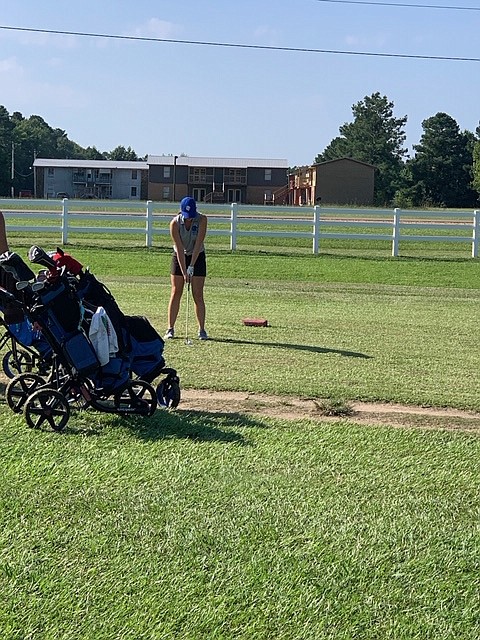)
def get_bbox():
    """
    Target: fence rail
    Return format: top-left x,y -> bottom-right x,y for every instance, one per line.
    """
1,199 -> 479,257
